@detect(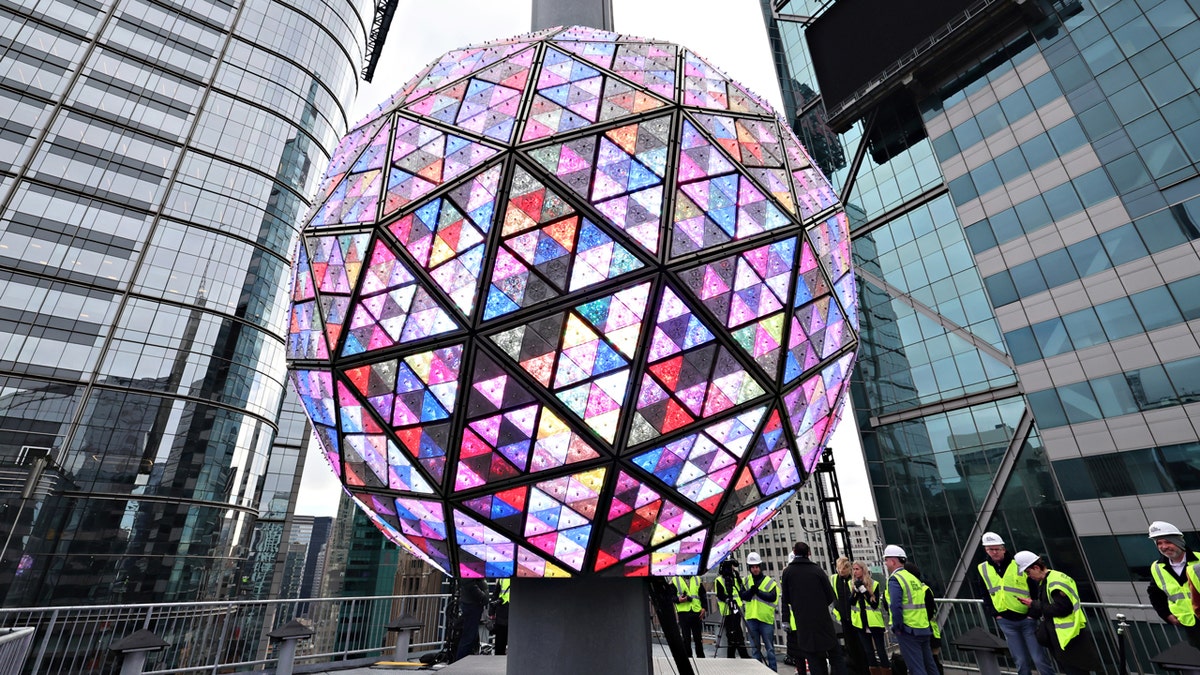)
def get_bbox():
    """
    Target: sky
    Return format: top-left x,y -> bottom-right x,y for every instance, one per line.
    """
294,0 -> 877,523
